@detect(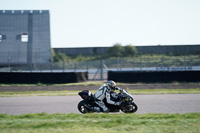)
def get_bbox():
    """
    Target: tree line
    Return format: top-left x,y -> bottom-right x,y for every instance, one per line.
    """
52,43 -> 137,62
